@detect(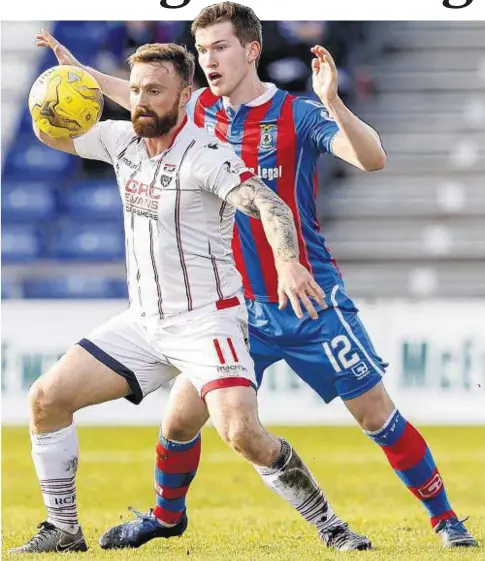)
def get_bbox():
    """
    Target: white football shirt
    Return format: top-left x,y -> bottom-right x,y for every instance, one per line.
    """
74,117 -> 253,319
